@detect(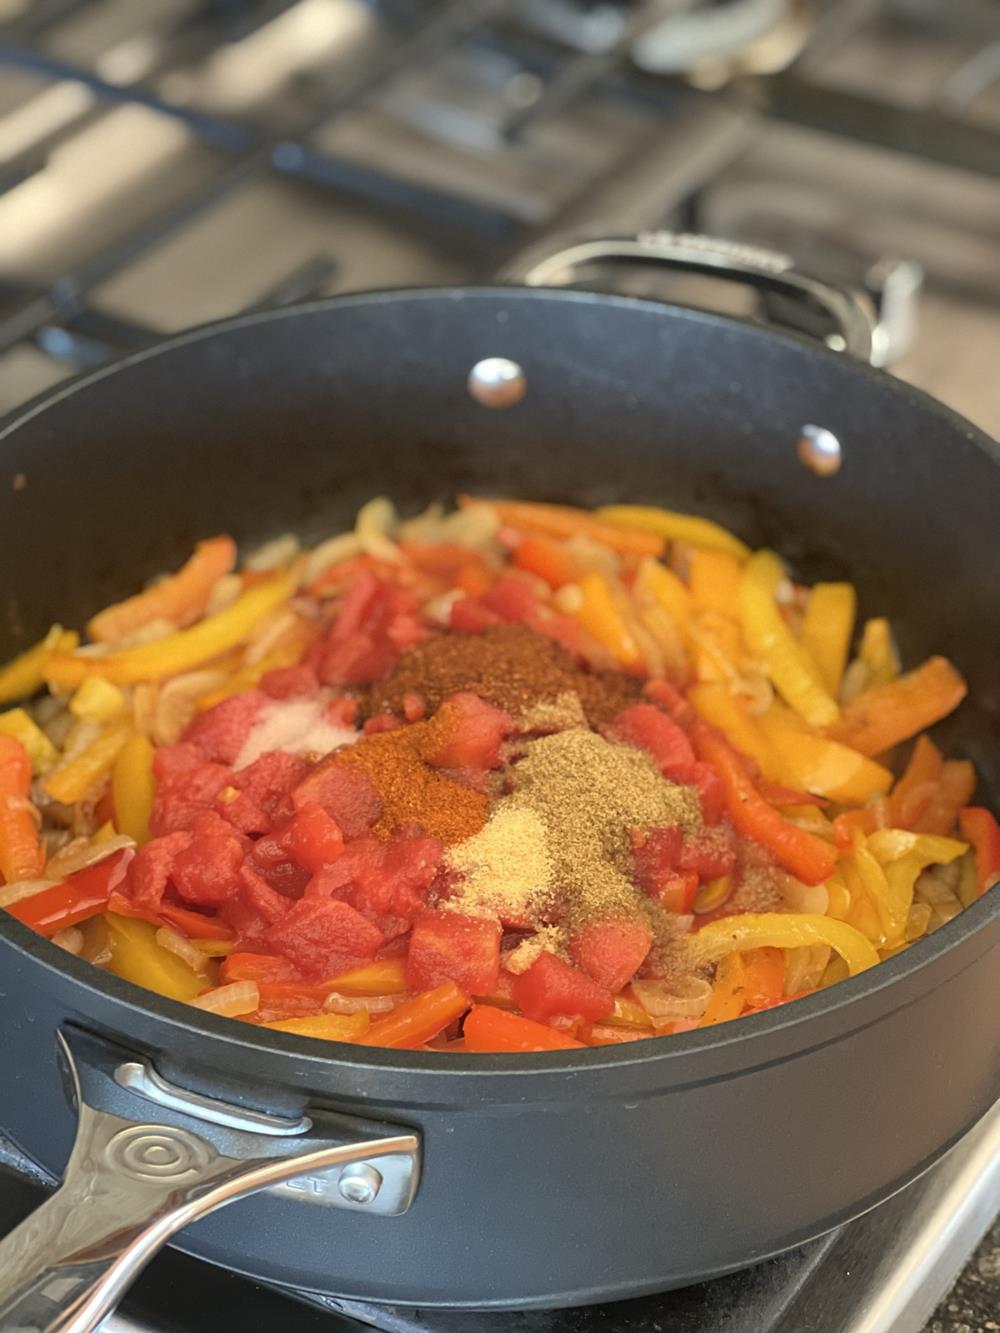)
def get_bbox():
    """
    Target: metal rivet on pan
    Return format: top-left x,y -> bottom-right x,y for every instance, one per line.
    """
338,1163 -> 383,1204
796,424 -> 843,477
468,357 -> 526,408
